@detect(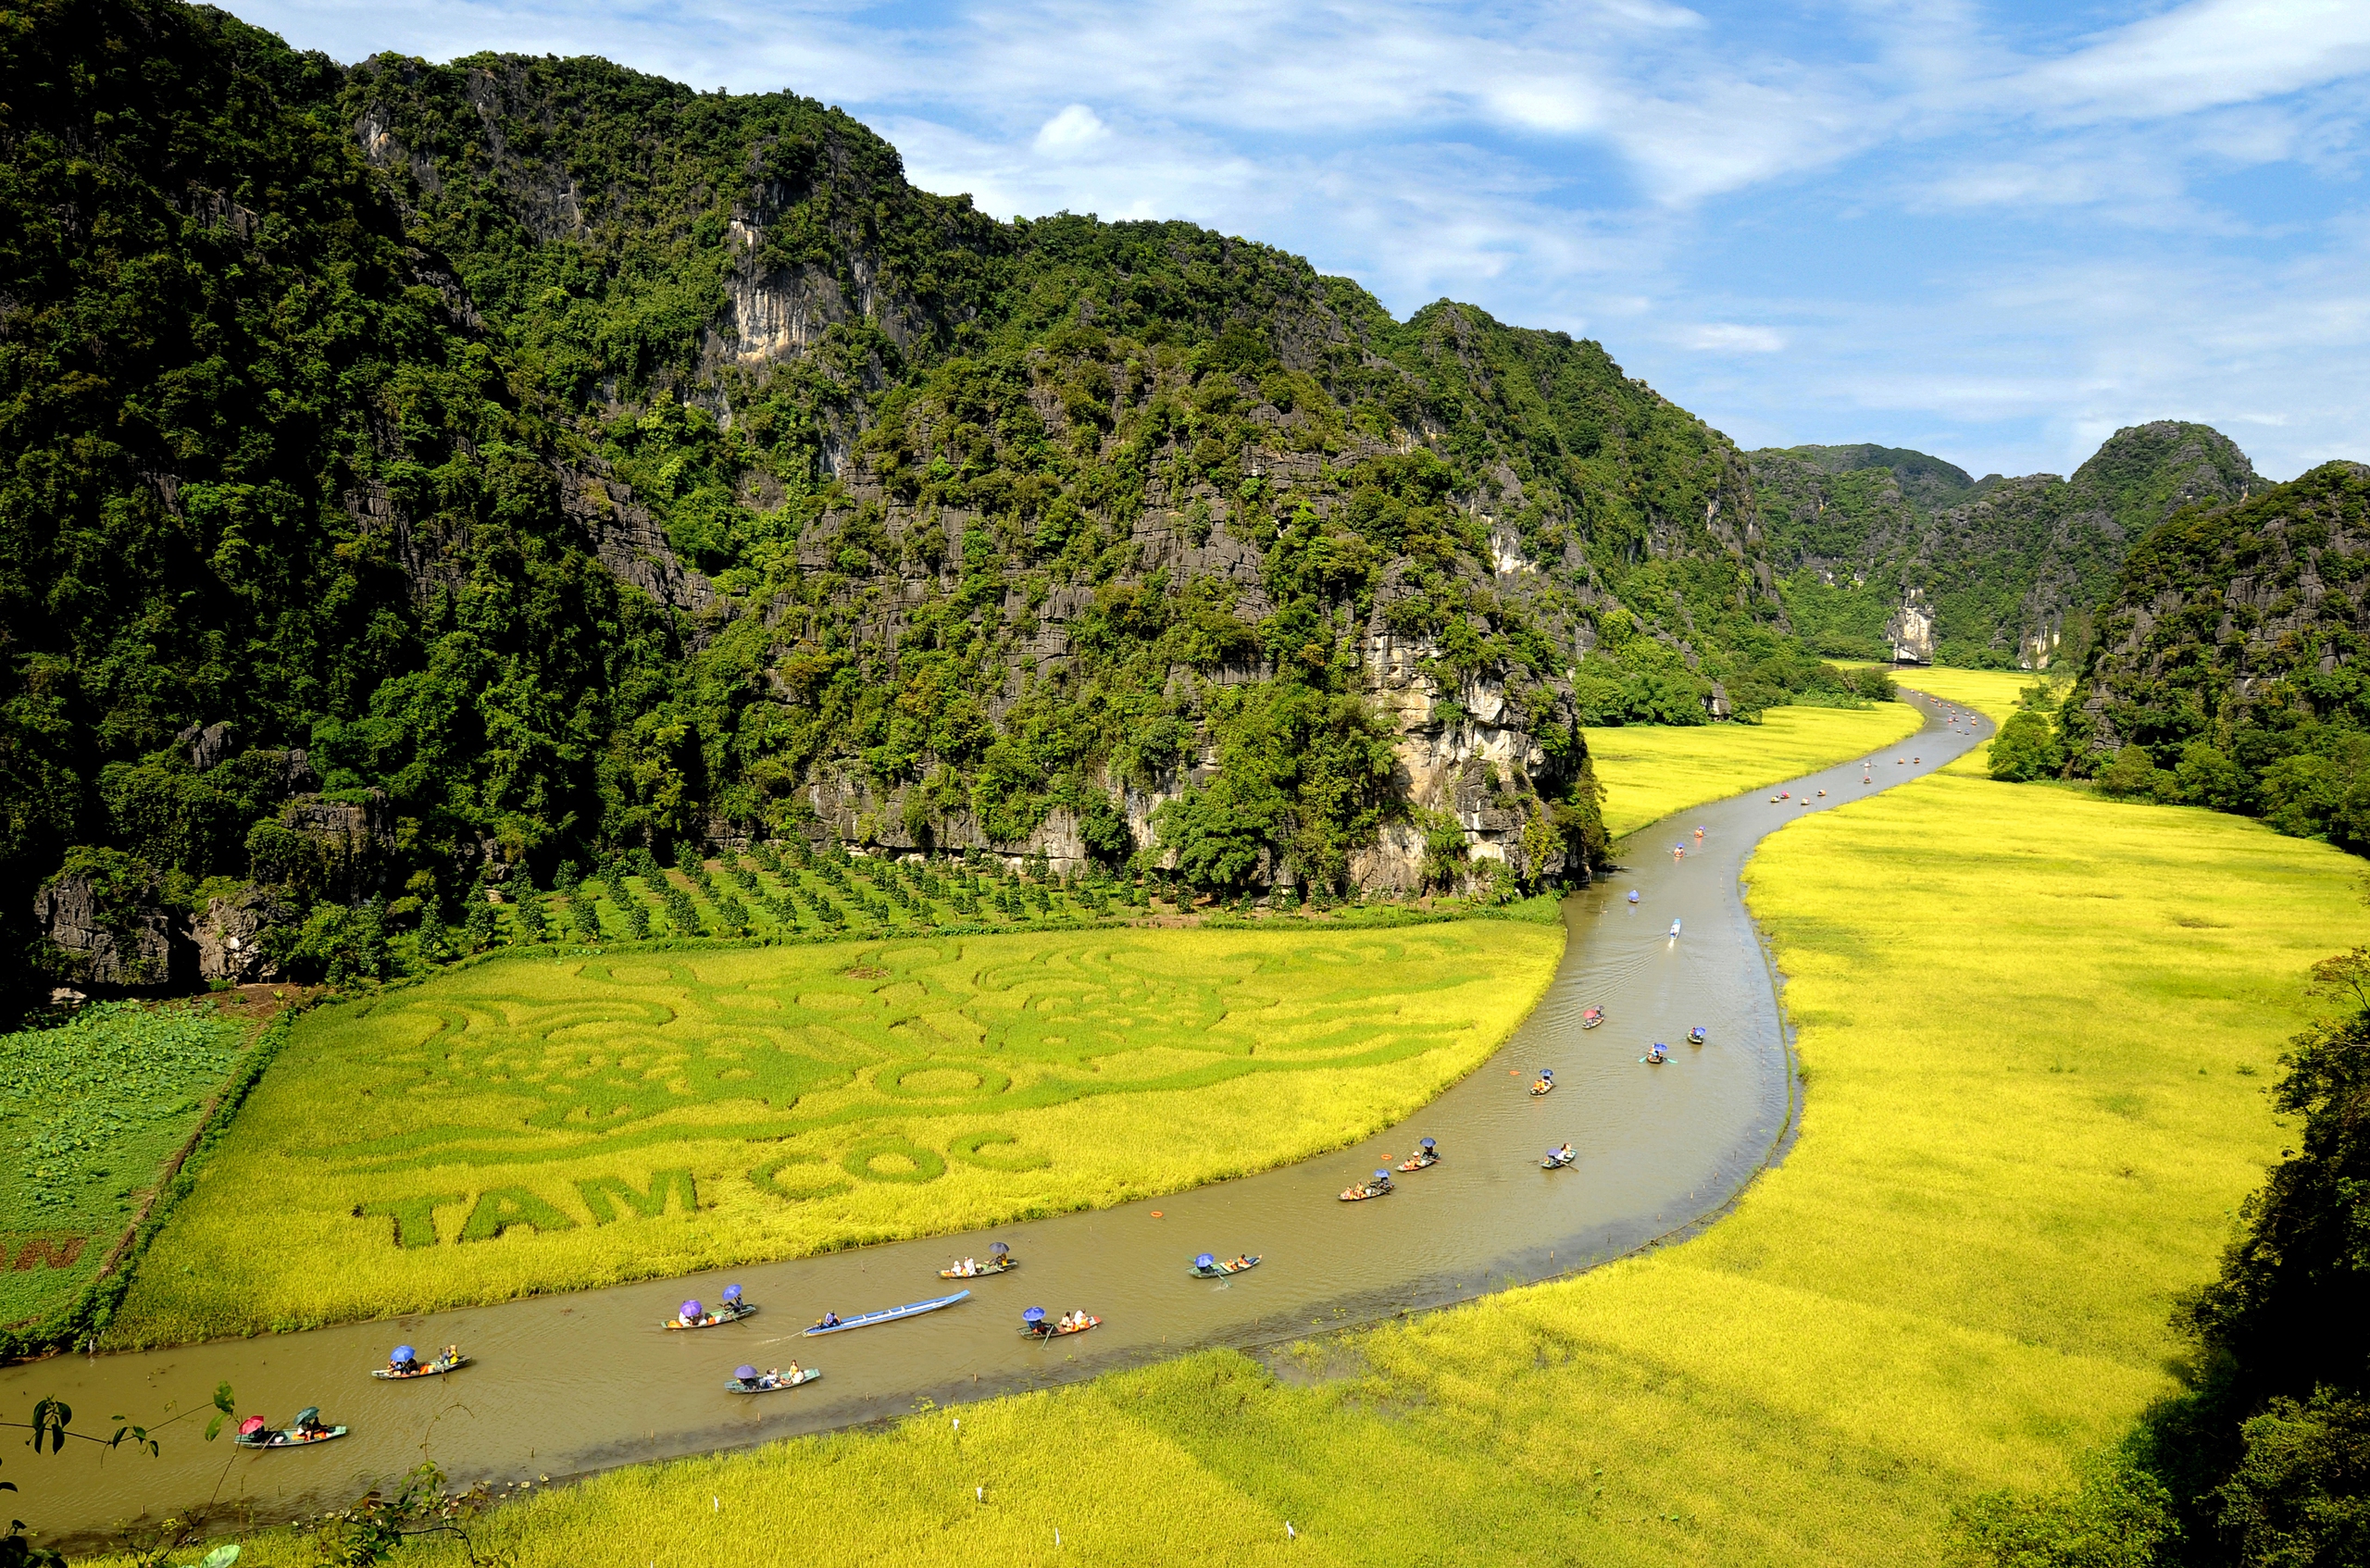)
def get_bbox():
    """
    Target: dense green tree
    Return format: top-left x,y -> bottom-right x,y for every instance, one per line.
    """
1991,712 -> 2064,783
